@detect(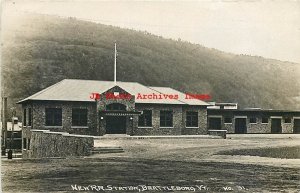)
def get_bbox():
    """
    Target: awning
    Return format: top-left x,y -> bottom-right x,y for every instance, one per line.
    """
100,110 -> 142,116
